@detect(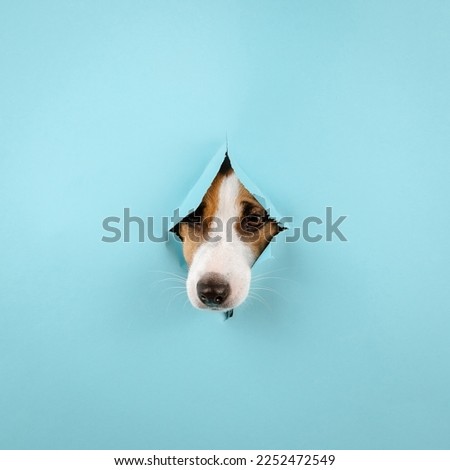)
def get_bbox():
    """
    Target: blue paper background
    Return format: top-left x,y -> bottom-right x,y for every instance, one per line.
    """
1,1 -> 450,449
